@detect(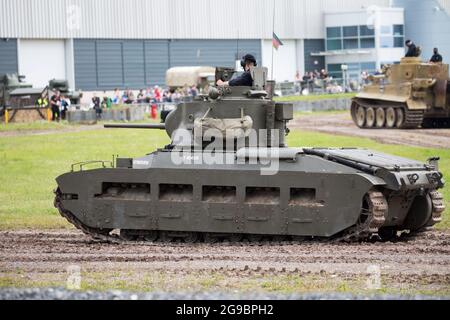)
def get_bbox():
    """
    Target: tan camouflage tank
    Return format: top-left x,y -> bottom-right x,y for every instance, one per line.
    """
351,57 -> 450,128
